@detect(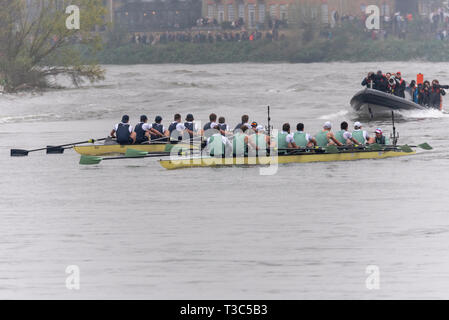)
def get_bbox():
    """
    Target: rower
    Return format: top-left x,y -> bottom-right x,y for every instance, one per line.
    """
168,114 -> 185,143
277,123 -> 298,155
150,115 -> 168,142
315,121 -> 342,147
352,122 -> 373,145
374,128 -> 389,145
218,116 -> 230,134
233,114 -> 250,133
110,115 -> 136,145
293,123 -> 317,148
207,123 -> 232,157
248,123 -> 271,156
232,125 -> 249,157
184,113 -> 198,142
202,113 -> 218,139
335,121 -> 360,145
134,115 -> 151,144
